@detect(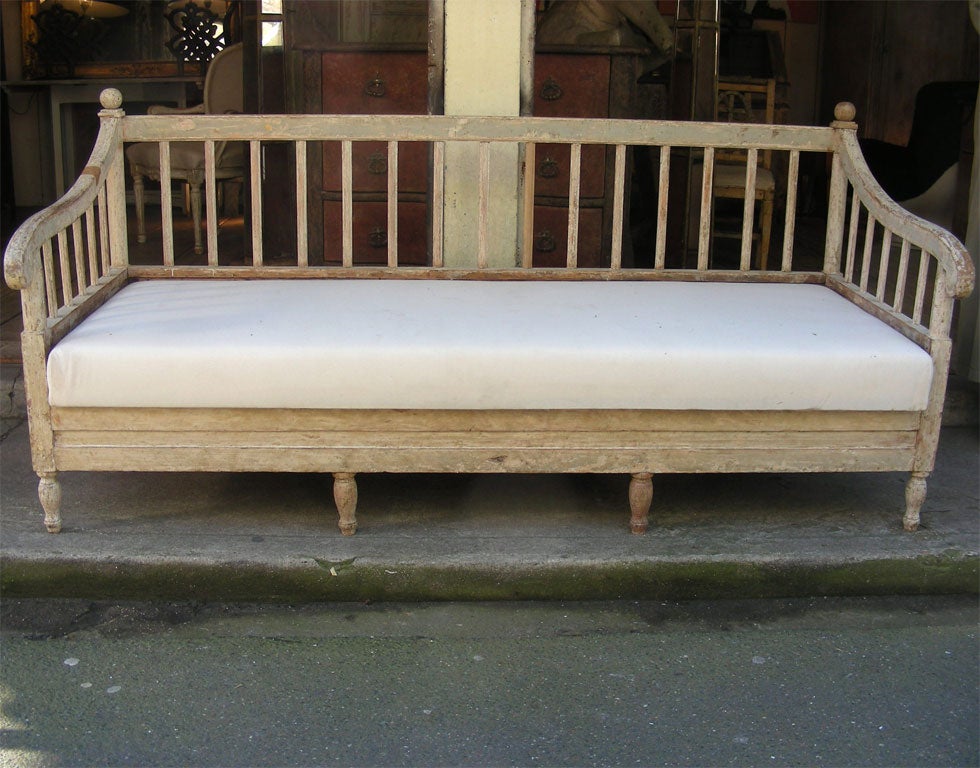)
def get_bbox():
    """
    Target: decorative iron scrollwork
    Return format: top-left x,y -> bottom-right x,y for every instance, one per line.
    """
30,3 -> 109,77
165,0 -> 225,63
